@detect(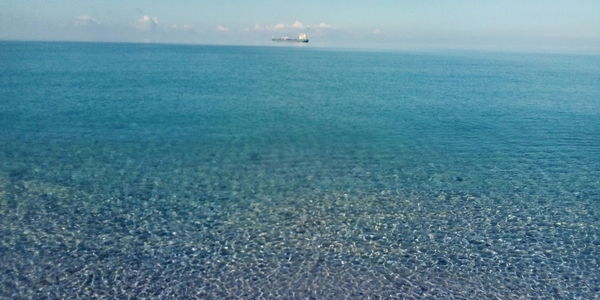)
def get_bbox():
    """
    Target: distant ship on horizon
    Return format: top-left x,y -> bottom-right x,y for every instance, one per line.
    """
272,33 -> 309,43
